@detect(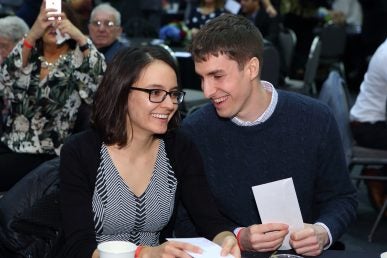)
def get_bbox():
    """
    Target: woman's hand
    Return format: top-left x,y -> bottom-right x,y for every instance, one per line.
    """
213,231 -> 241,258
139,241 -> 202,258
56,13 -> 88,46
26,0 -> 60,45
